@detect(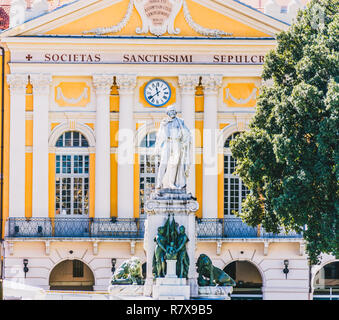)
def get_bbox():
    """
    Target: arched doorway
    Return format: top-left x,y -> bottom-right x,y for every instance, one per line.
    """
224,261 -> 263,300
49,260 -> 95,291
313,261 -> 339,300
